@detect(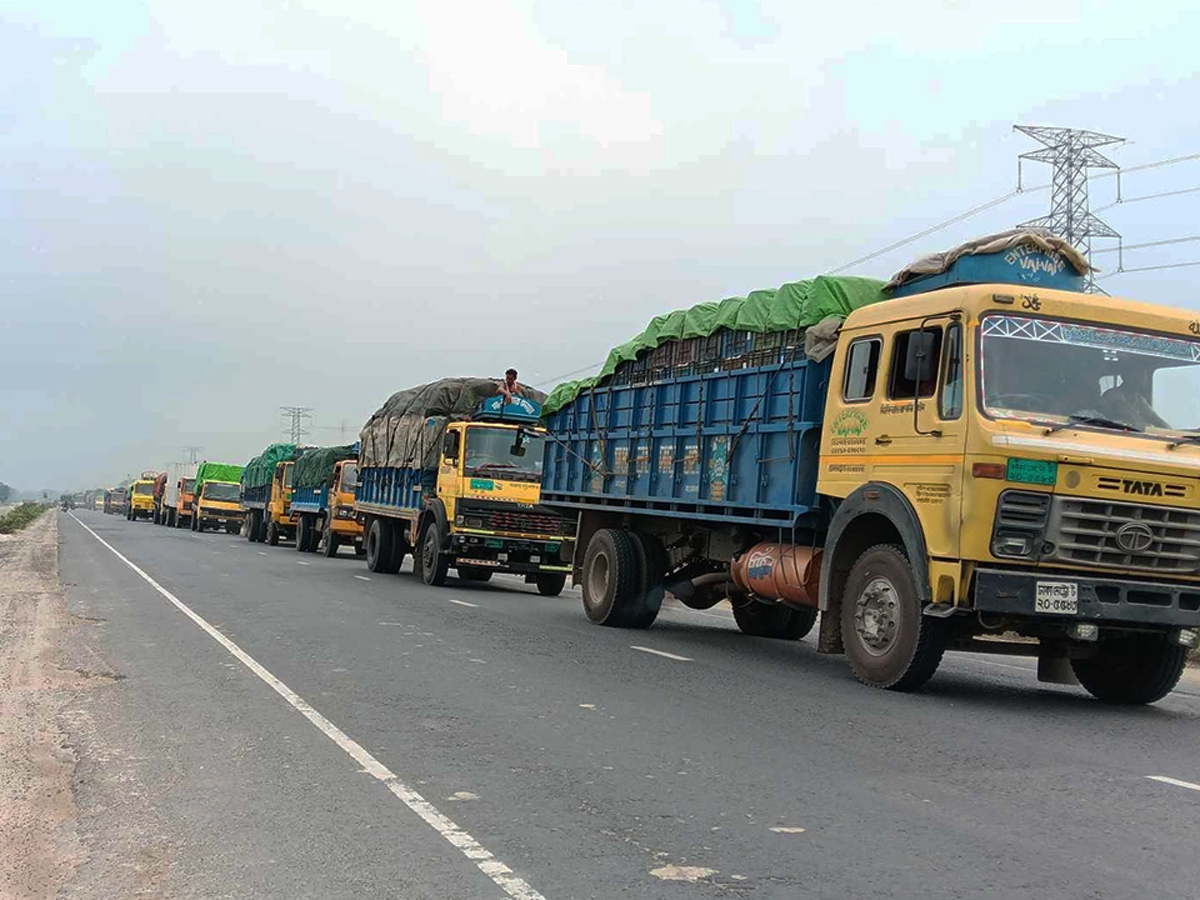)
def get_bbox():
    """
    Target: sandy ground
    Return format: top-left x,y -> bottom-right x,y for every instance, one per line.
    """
0,512 -> 85,900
